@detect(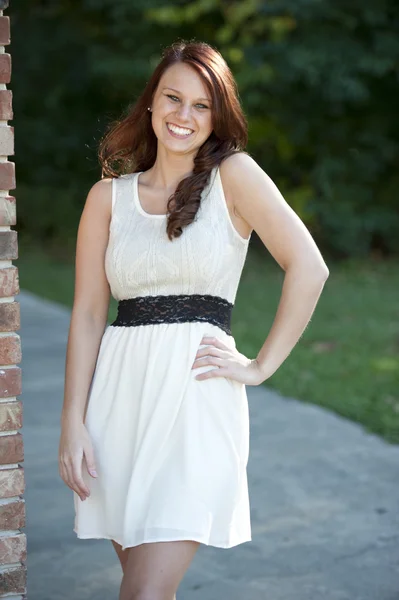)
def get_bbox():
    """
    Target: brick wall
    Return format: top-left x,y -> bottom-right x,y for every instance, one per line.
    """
0,2 -> 27,598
